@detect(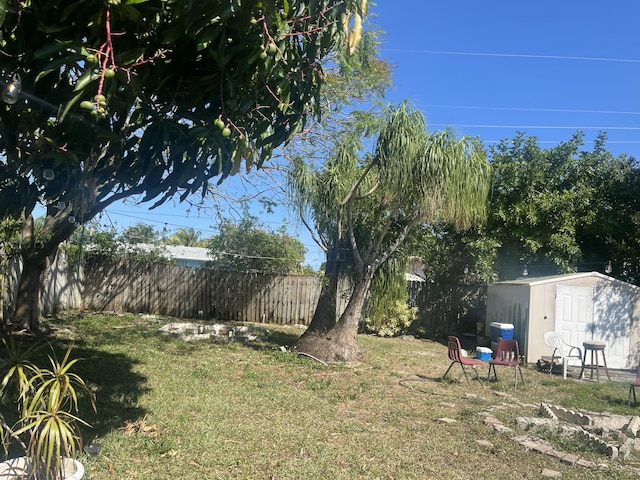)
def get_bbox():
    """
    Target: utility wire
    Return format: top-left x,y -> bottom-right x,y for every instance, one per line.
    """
99,209 -> 322,255
418,104 -> 640,116
382,49 -> 640,64
431,124 -> 640,131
